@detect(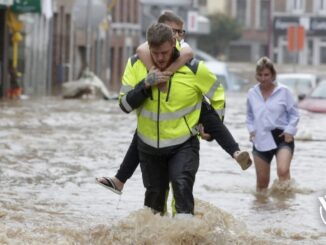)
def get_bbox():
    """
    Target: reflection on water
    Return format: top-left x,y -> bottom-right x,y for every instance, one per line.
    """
0,94 -> 326,244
